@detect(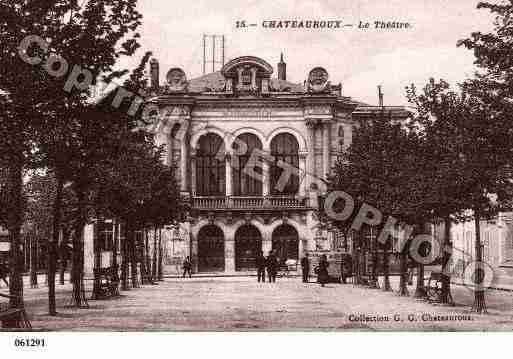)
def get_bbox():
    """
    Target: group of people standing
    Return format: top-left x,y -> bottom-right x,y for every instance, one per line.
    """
255,251 -> 279,283
256,251 -> 330,287
300,253 -> 330,287
181,252 -> 331,287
